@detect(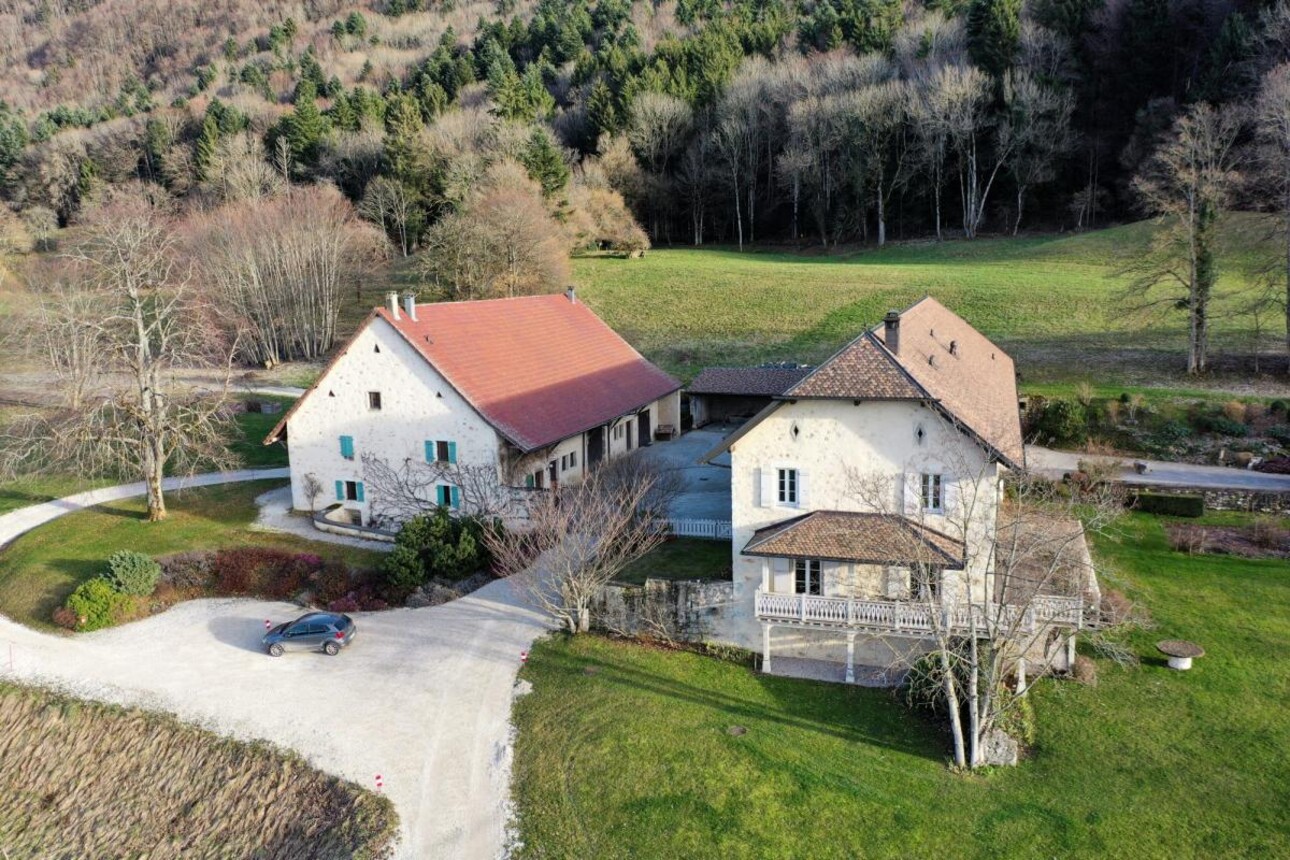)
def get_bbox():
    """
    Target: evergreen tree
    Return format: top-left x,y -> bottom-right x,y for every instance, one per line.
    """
194,114 -> 220,181
967,0 -> 1022,79
522,128 -> 570,196
278,80 -> 330,169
